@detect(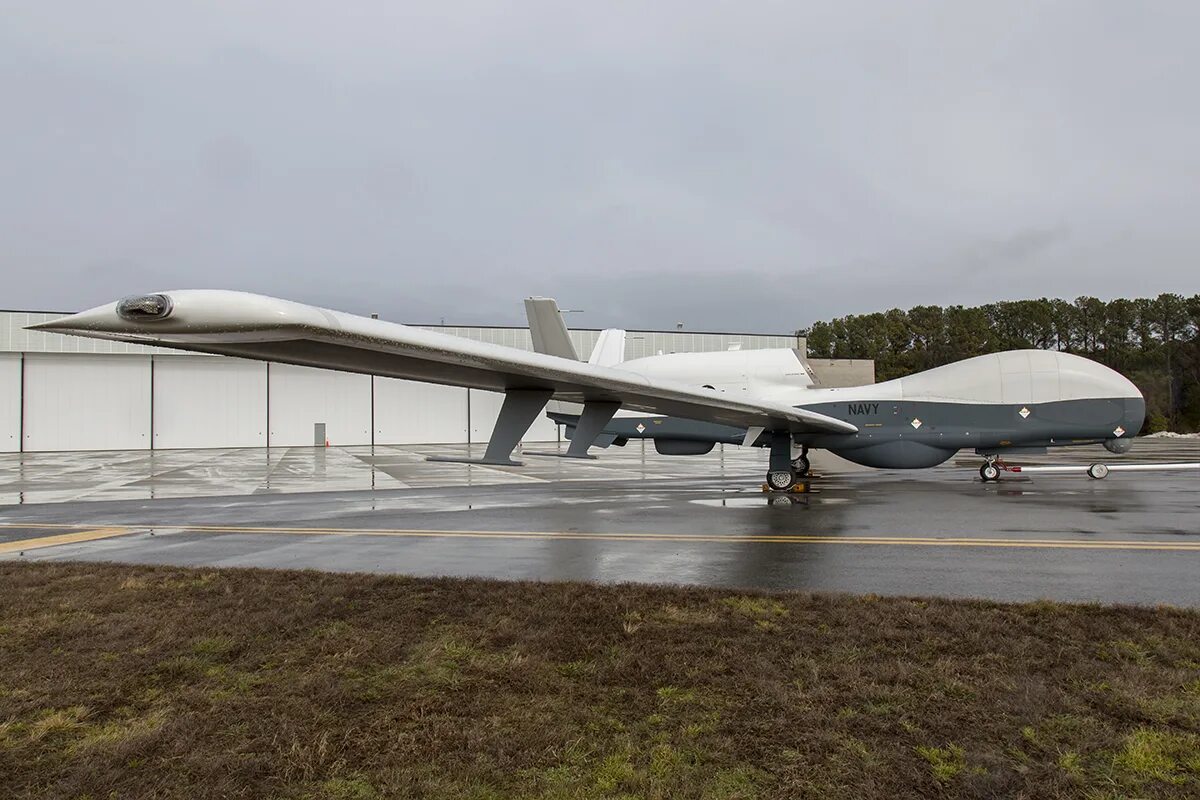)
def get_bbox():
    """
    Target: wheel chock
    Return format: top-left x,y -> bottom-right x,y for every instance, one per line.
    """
761,479 -> 816,494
